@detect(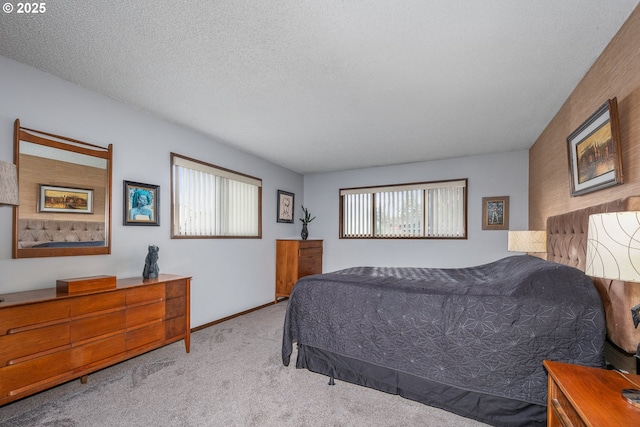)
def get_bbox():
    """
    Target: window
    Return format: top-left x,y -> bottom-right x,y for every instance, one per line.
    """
340,179 -> 467,239
171,153 -> 262,238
